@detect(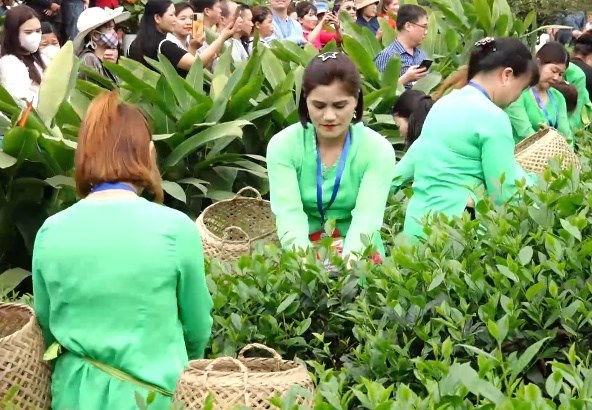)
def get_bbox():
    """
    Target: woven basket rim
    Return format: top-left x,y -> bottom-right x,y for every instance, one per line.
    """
197,206 -> 274,244
0,302 -> 36,343
185,357 -> 307,374
514,127 -> 556,155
